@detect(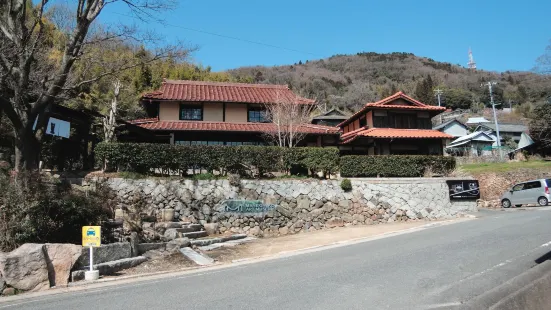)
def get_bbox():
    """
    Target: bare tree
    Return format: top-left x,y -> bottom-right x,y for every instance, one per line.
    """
535,40 -> 551,75
529,104 -> 551,149
263,91 -> 315,147
103,80 -> 121,142
0,0 -> 188,171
